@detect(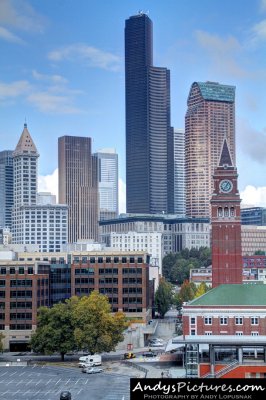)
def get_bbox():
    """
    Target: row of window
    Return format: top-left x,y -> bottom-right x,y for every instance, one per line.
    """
191,317 -> 259,325
73,256 -> 144,264
0,267 -> 34,275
